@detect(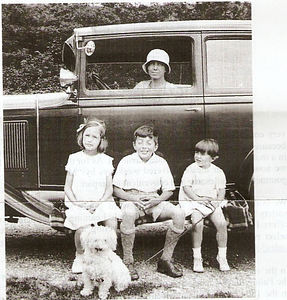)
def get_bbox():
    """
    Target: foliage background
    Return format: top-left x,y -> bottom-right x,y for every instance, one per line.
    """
2,2 -> 251,95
